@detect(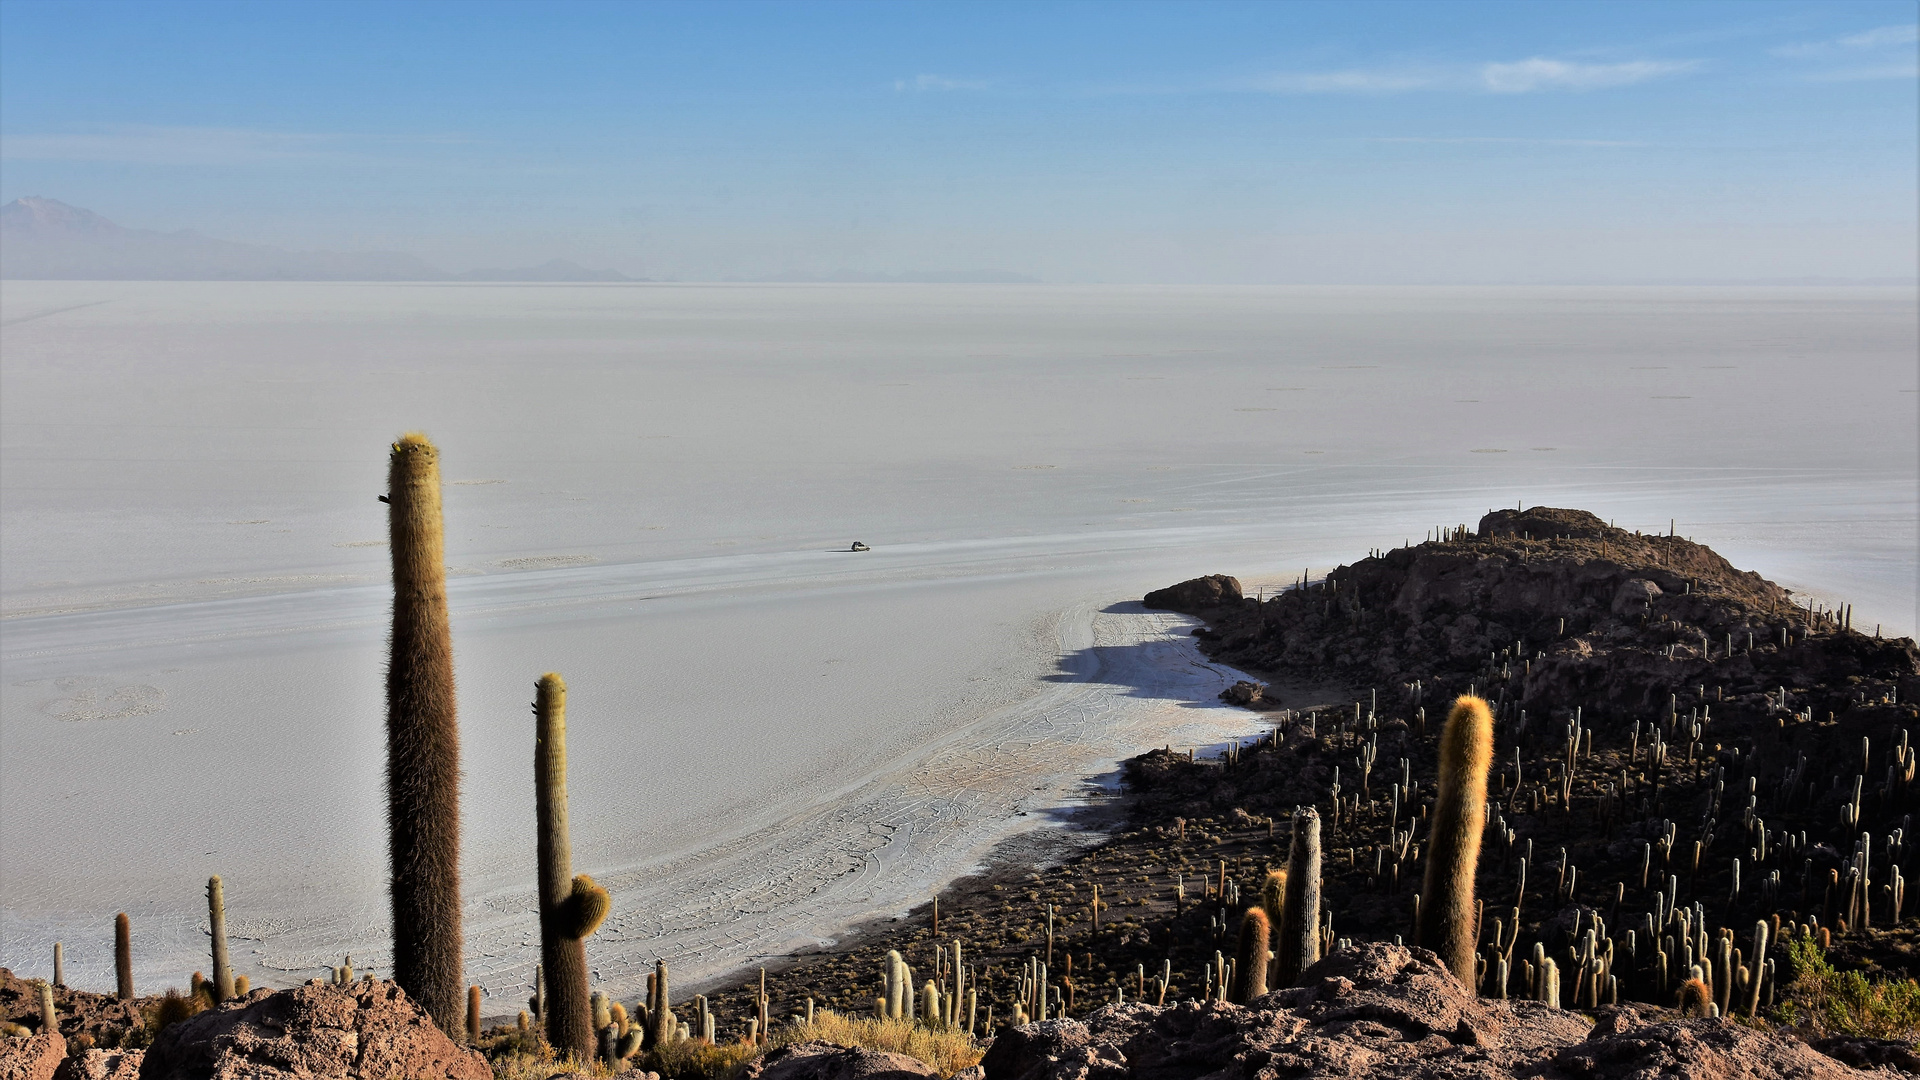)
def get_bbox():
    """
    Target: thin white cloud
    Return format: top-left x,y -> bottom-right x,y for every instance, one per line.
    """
1366,136 -> 1648,147
1480,58 -> 1701,93
1241,68 -> 1439,94
893,74 -> 990,93
0,125 -> 471,165
1840,24 -> 1920,48
1803,63 -> 1920,81
1773,23 -> 1918,56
